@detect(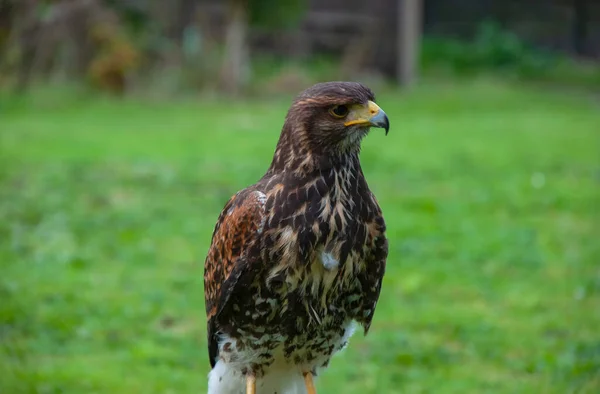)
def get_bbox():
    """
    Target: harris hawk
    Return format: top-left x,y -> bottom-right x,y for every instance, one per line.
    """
204,81 -> 390,394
